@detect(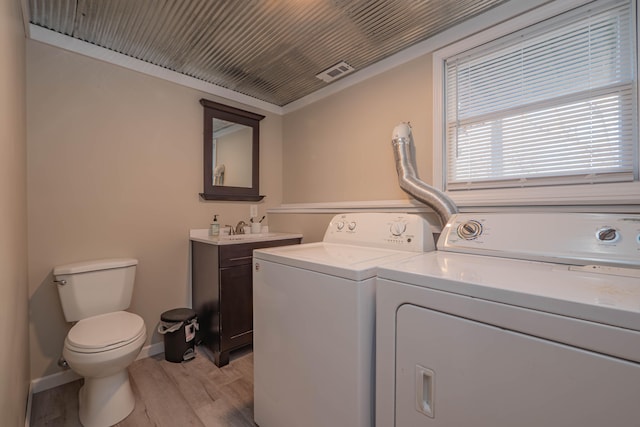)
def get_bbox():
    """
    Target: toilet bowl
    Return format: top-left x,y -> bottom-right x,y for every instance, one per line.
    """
63,311 -> 146,427
53,258 -> 146,427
